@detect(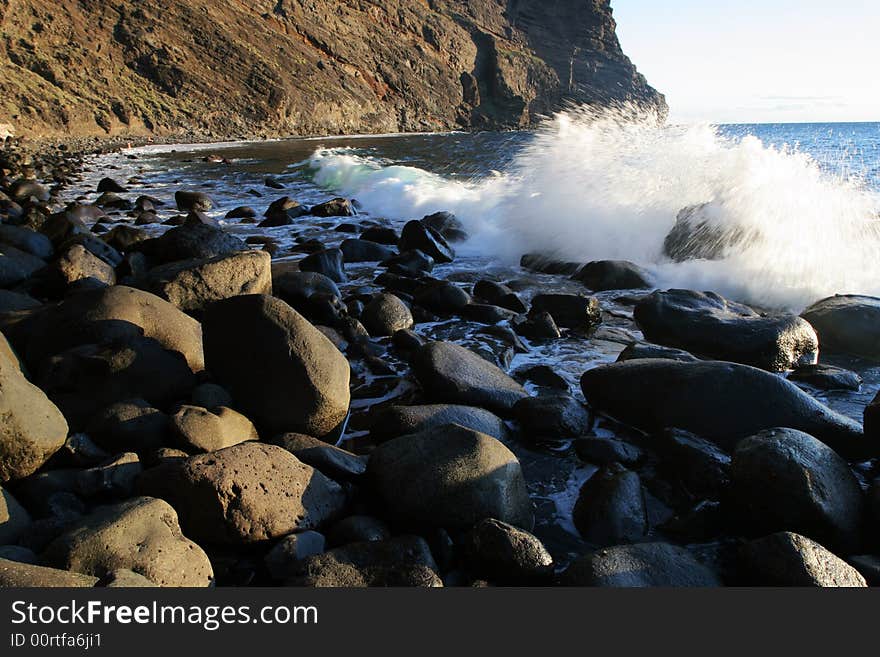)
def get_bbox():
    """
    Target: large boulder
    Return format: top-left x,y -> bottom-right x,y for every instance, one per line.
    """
462,518 -> 553,584
398,220 -> 454,264
340,239 -> 395,263
360,293 -> 413,336
369,404 -> 509,442
411,341 -> 527,414
663,203 -> 752,262
175,190 -> 213,212
41,496 -> 213,587
22,285 -> 204,373
271,433 -> 366,482
634,289 -> 818,371
298,248 -> 347,284
285,536 -> 441,587
367,423 -> 532,531
573,260 -> 652,291
512,394 -> 591,444
131,224 -> 248,265
202,295 -> 350,437
0,559 -> 98,587
170,405 -> 259,453
136,442 -> 346,544
0,224 -> 53,259
0,243 -> 46,288
560,543 -> 722,587
136,250 -> 272,314
801,295 -> 880,361
86,399 -> 170,452
0,335 -> 68,481
580,359 -> 869,459
729,428 -> 863,553
530,294 -> 601,330
573,465 -> 648,546
48,244 -> 116,289
739,532 -> 866,587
